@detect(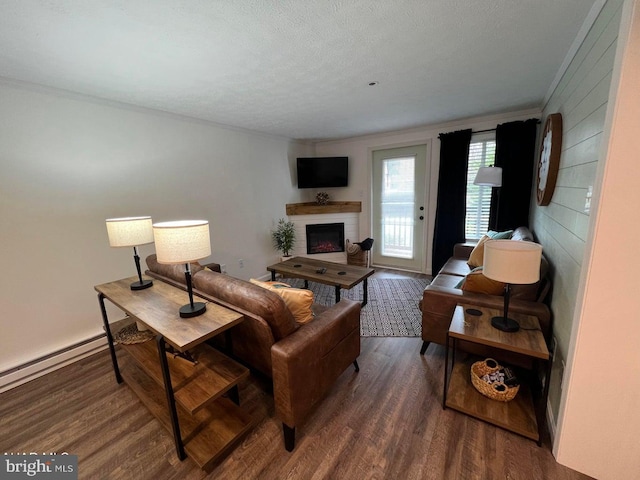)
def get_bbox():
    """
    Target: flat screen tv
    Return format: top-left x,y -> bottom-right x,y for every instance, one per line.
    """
296,156 -> 348,189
